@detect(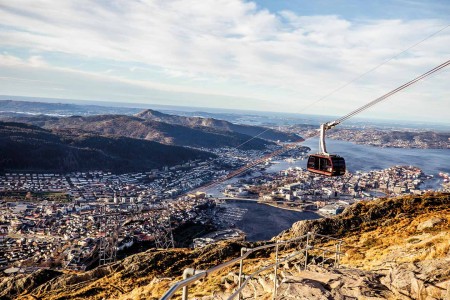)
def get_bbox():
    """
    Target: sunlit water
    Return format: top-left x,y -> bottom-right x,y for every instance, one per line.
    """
208,139 -> 449,241
302,138 -> 450,175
